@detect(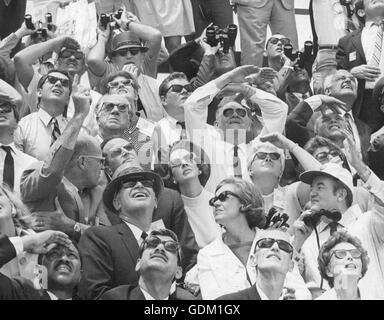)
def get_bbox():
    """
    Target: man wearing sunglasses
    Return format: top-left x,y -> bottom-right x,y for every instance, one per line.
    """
87,12 -> 165,122
100,229 -> 184,300
217,229 -> 294,300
